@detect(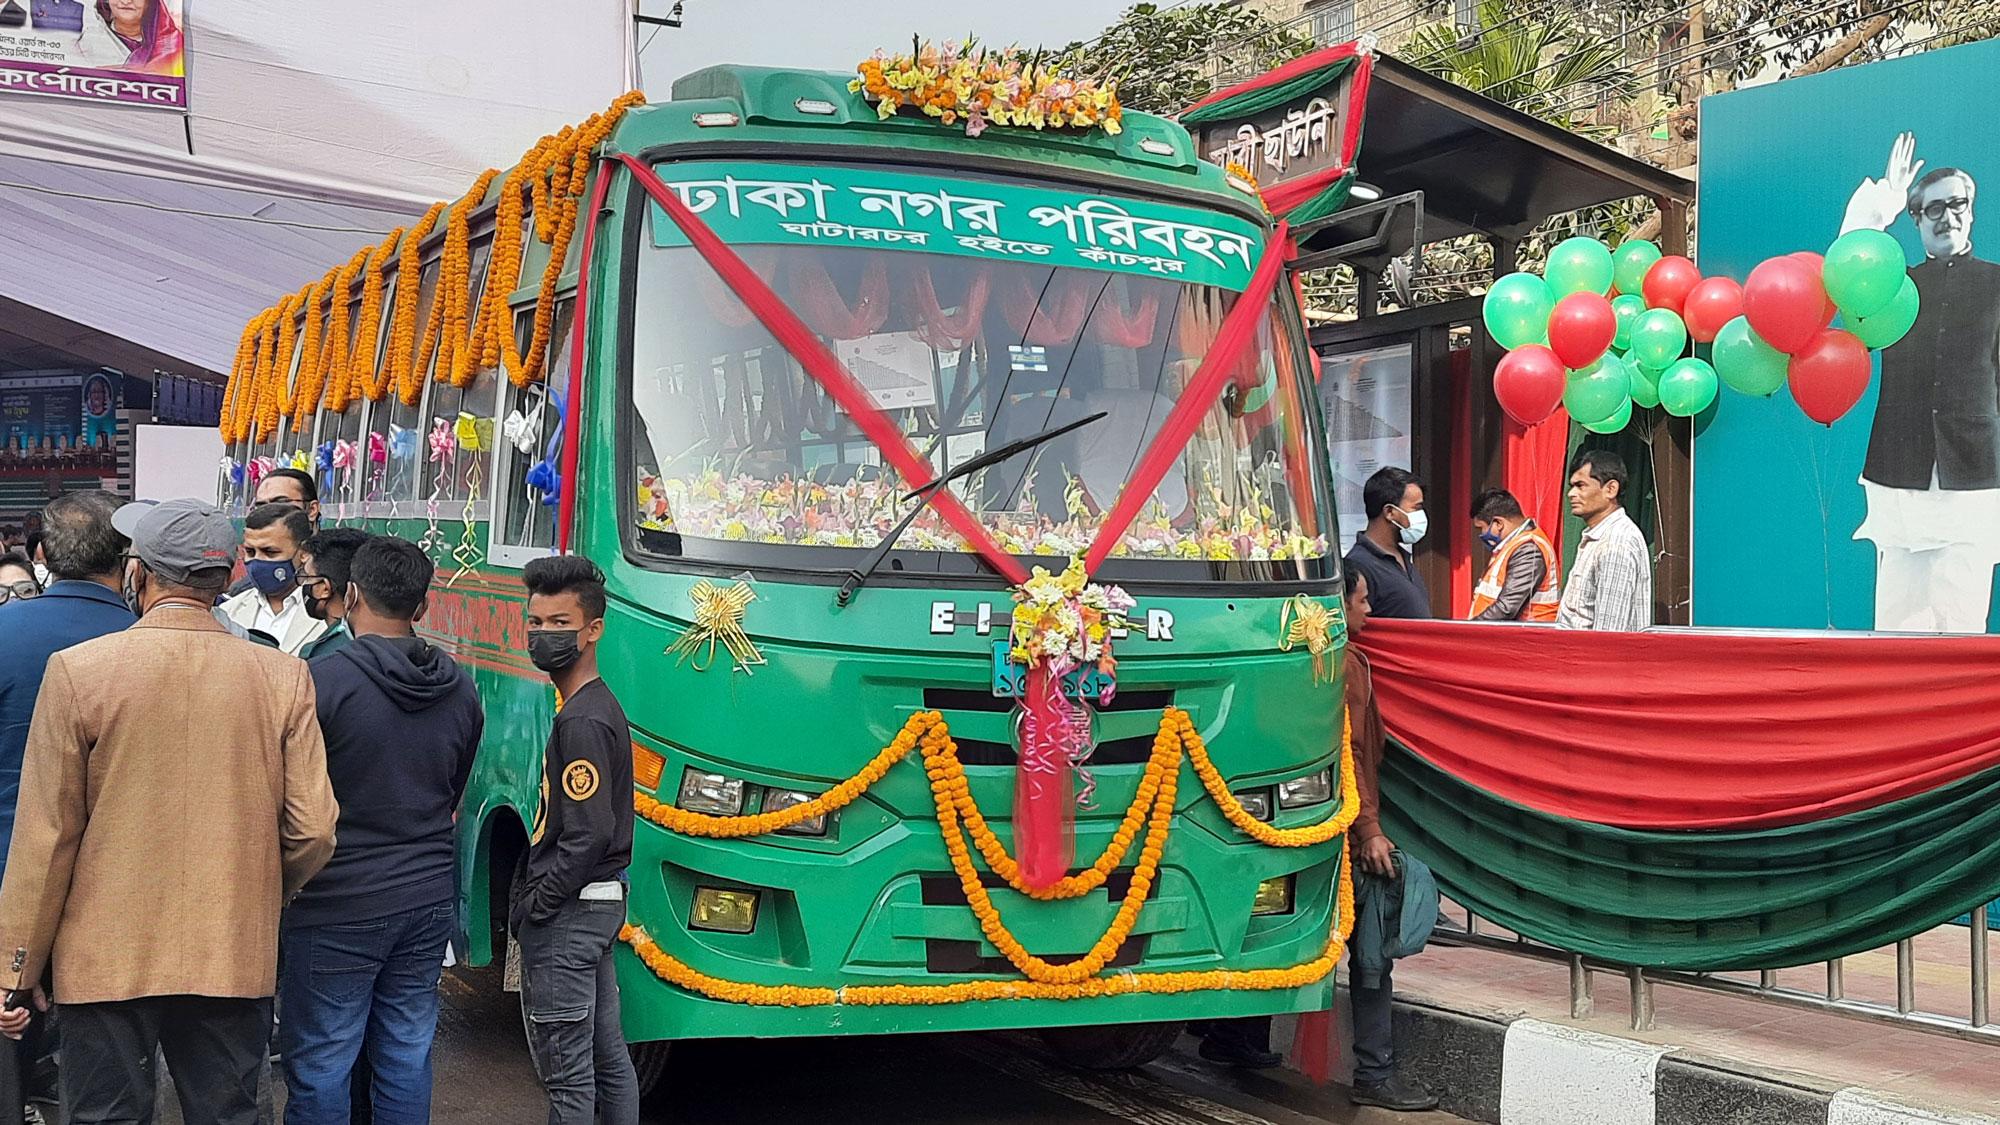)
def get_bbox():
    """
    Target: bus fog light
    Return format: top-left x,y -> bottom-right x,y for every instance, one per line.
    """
690,887 -> 760,933
1278,770 -> 1332,809
678,769 -> 744,815
1233,789 -> 1272,822
1251,876 -> 1294,916
763,789 -> 829,836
